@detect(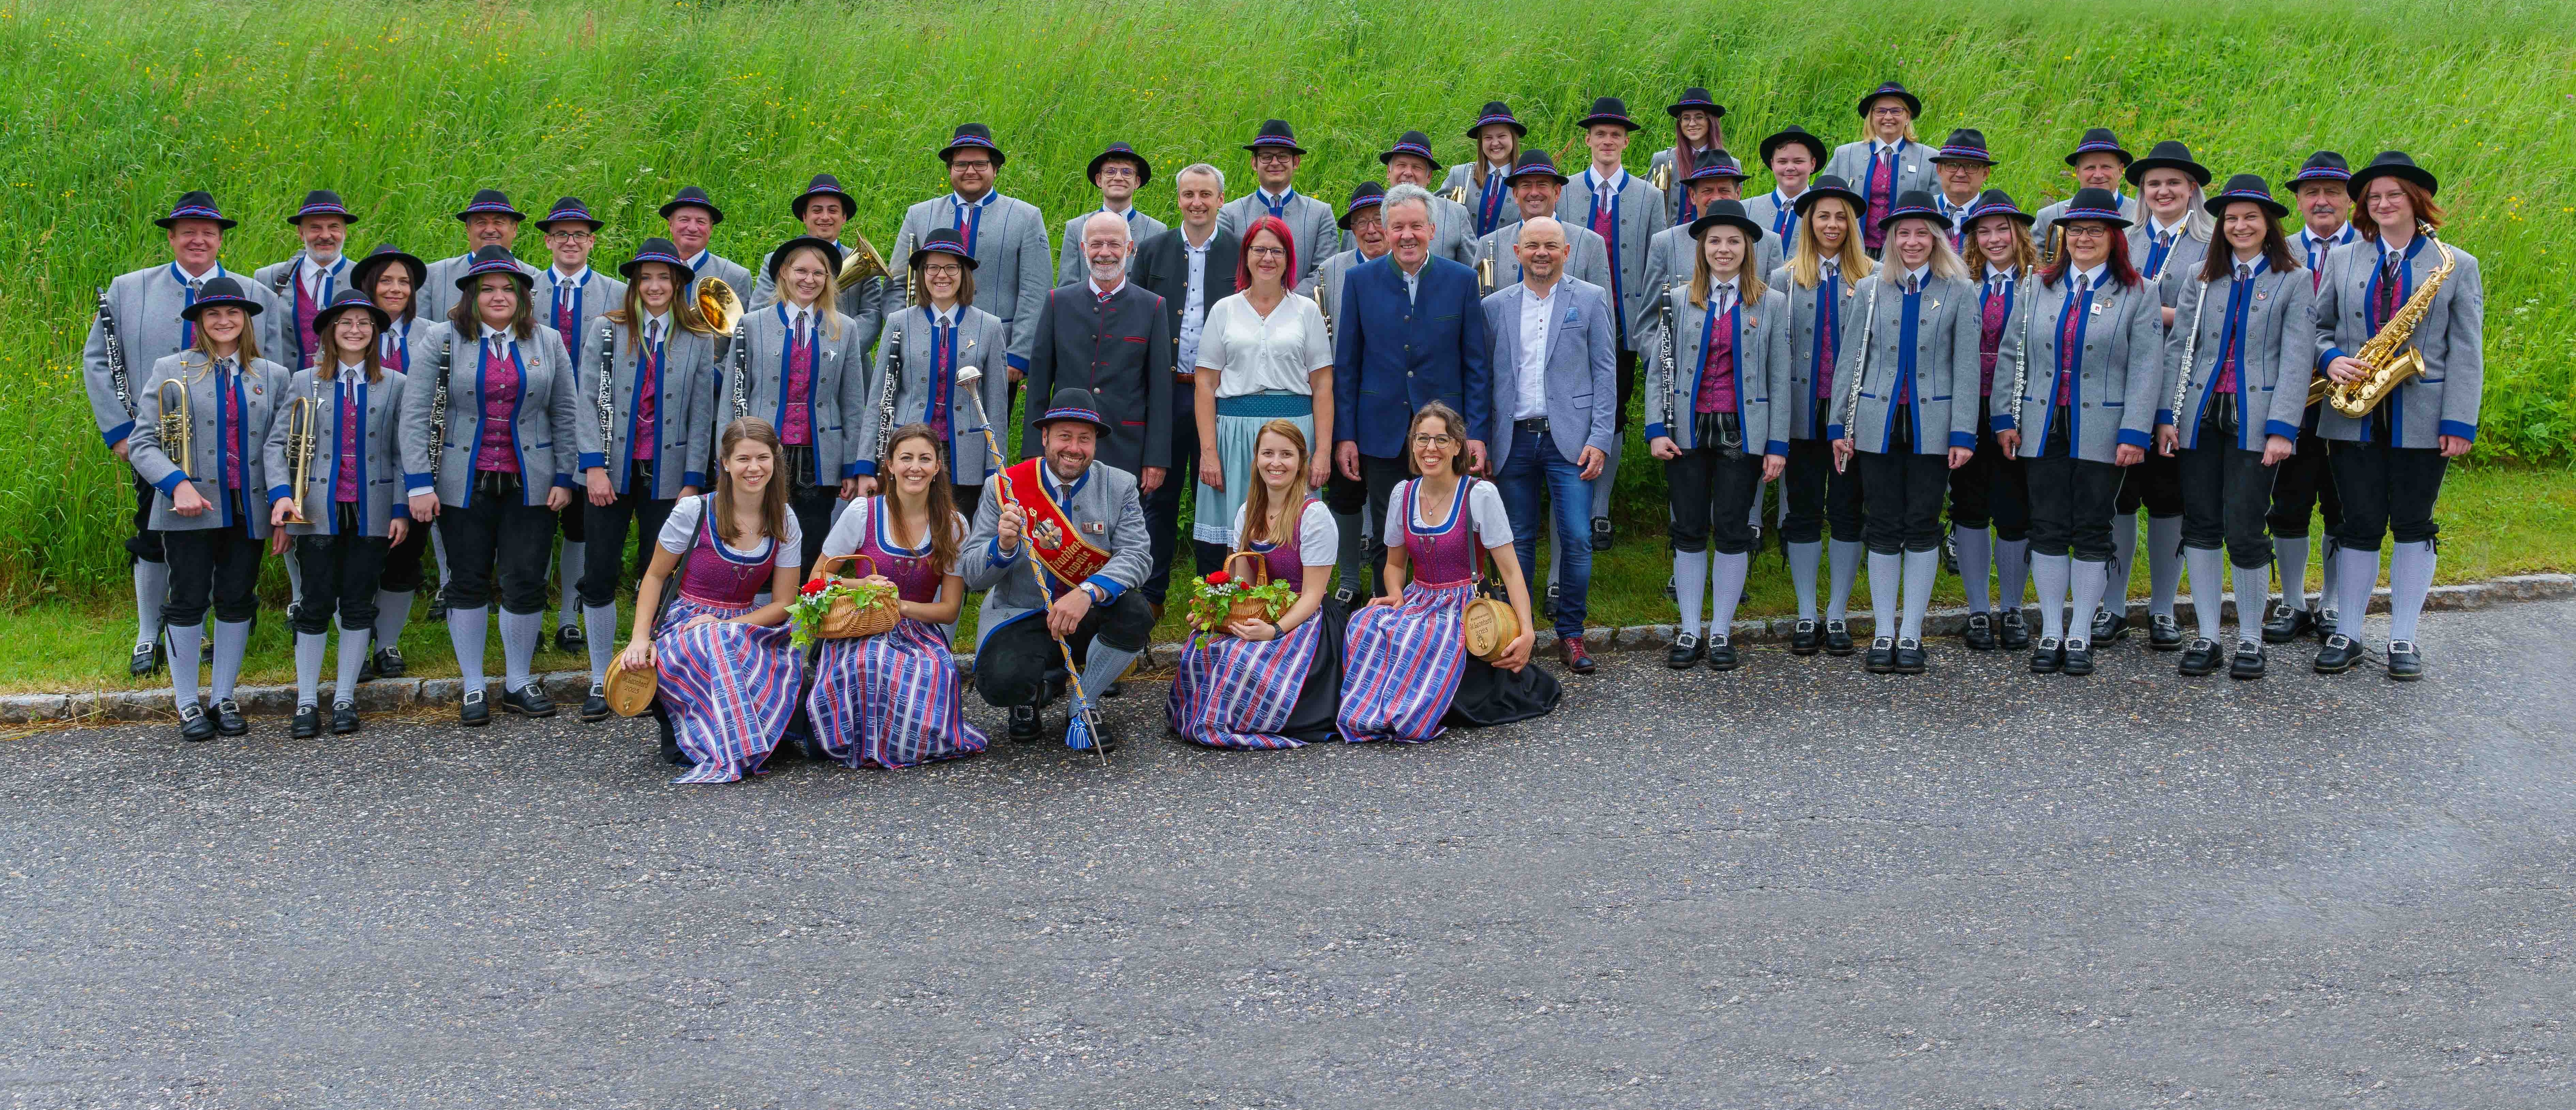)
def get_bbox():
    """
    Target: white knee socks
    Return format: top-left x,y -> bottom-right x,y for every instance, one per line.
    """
2069,559 -> 2109,648
1899,549 -> 1938,643
2388,540 -> 2437,643
583,603 -> 620,684
1954,526 -> 1994,614
166,623 -> 204,711
1867,550 -> 1900,640
2333,546 -> 2380,638
498,608 -> 543,694
2107,513 -> 2138,616
333,621 -> 370,705
556,542 -> 584,631
1709,551 -> 1750,637
2146,515 -> 2184,618
448,606 -> 490,696
133,559 -> 169,649
2183,546 -> 2226,642
1673,549 -> 1711,637
2232,561 -> 2270,647
294,631 -> 328,707
2032,554 -> 2071,642
2274,536 -> 2310,613
210,619 -> 252,702
373,590 -> 413,653
2318,537 -> 2343,615
1078,639 -> 1140,703
1787,540 -> 1822,621
1996,538 -> 2031,619
1827,540 -> 1863,624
